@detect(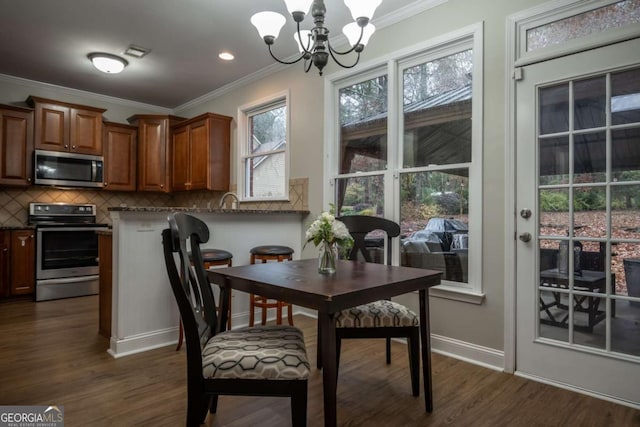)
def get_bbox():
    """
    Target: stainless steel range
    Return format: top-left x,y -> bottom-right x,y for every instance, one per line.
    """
29,202 -> 109,301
